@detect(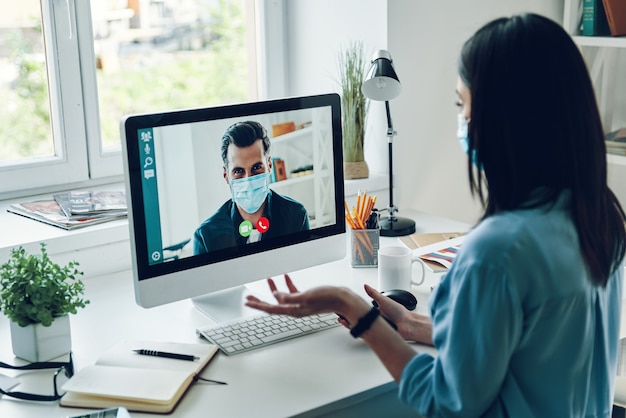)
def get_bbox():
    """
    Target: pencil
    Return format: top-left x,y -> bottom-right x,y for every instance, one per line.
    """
355,238 -> 365,263
345,201 -> 359,229
358,231 -> 374,255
